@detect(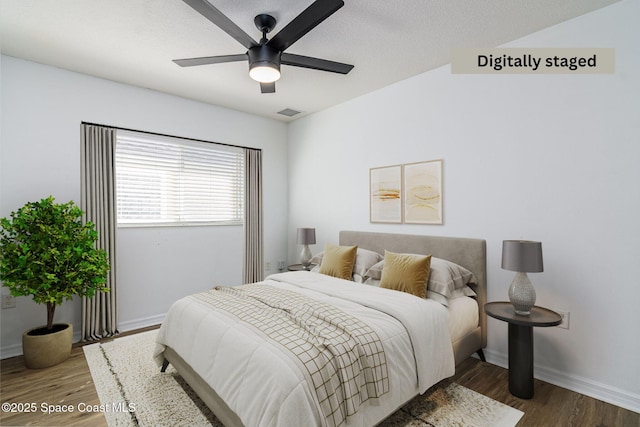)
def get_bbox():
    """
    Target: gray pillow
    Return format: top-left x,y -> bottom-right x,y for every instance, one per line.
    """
363,256 -> 477,306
